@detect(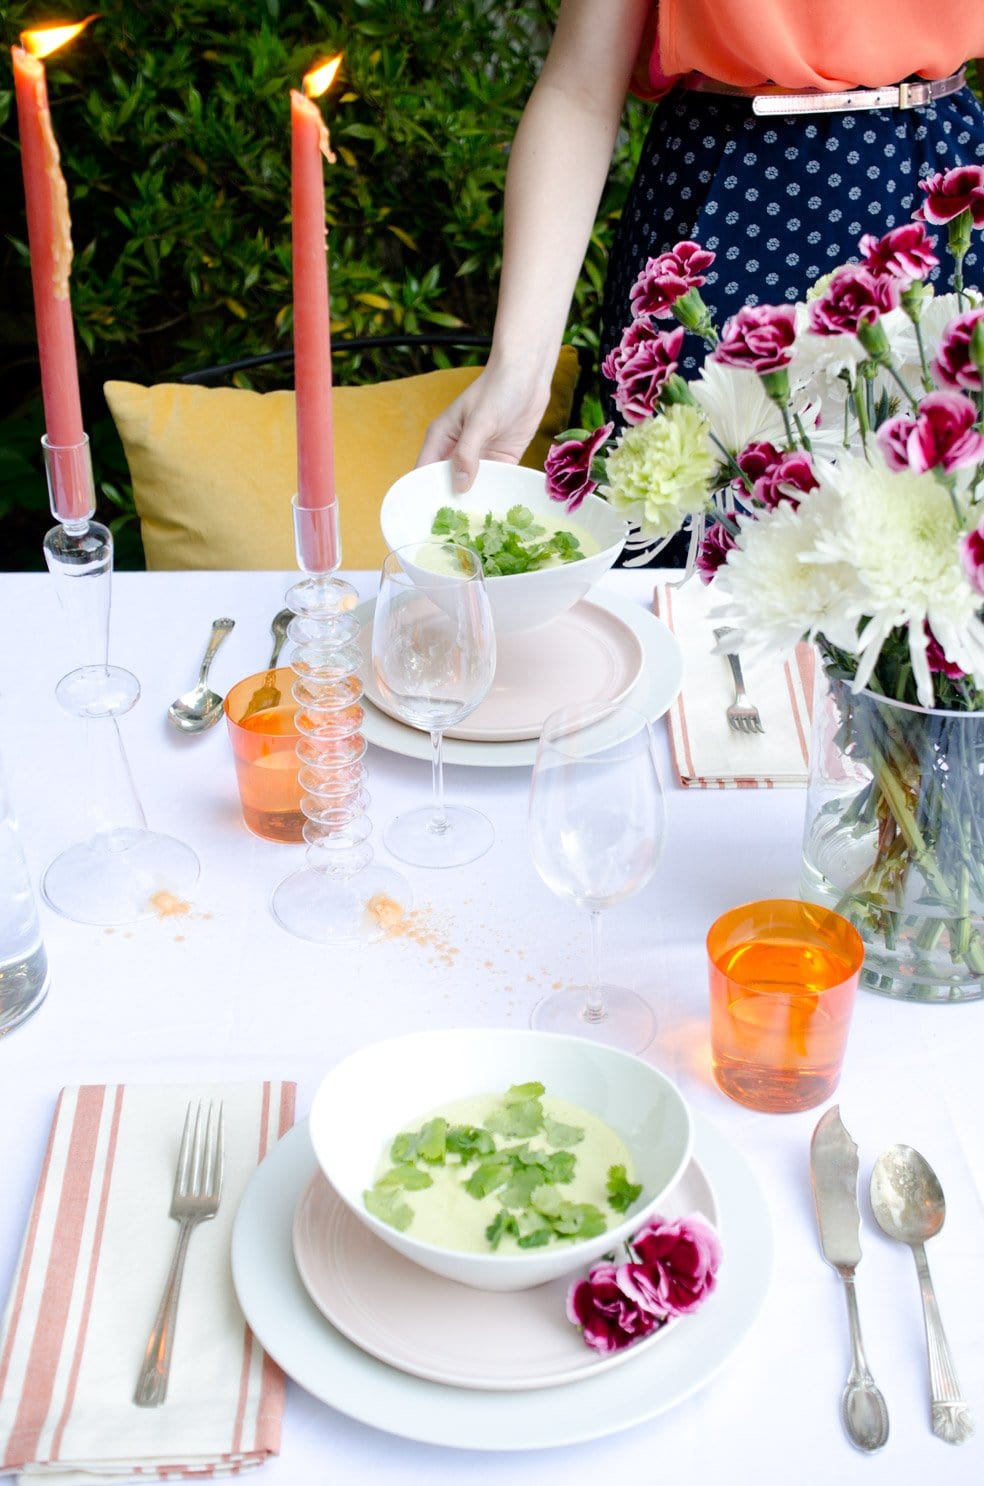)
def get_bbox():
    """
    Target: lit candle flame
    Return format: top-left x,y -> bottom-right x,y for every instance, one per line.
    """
21,16 -> 96,59
302,54 -> 342,101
